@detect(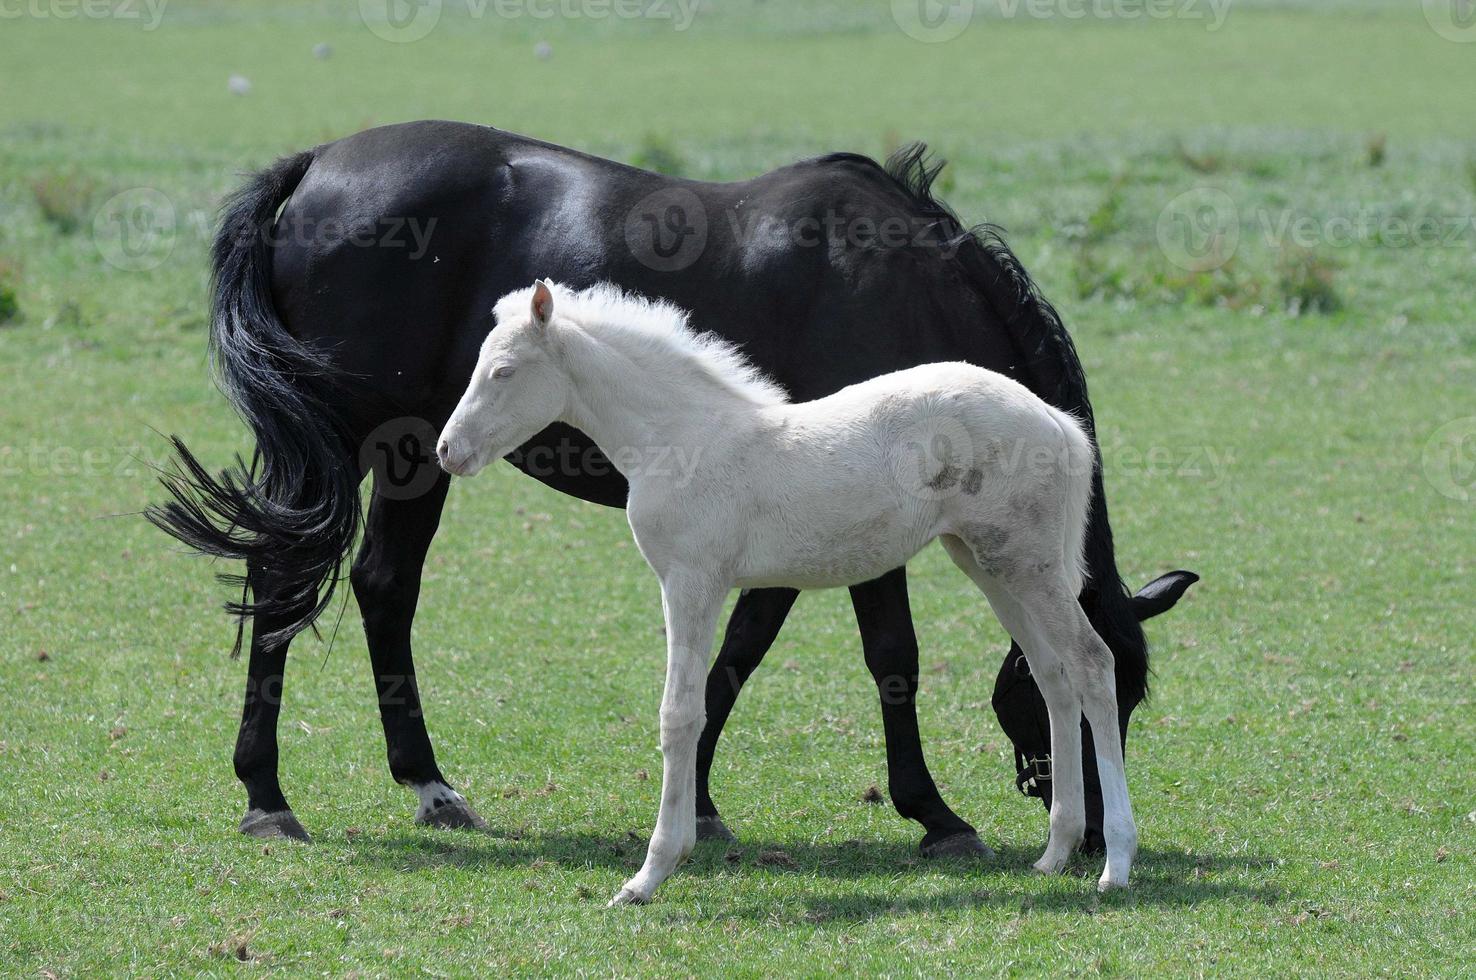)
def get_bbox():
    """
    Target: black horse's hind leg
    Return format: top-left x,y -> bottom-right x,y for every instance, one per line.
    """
235,564 -> 312,841
351,469 -> 487,831
694,587 -> 800,841
851,569 -> 990,858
